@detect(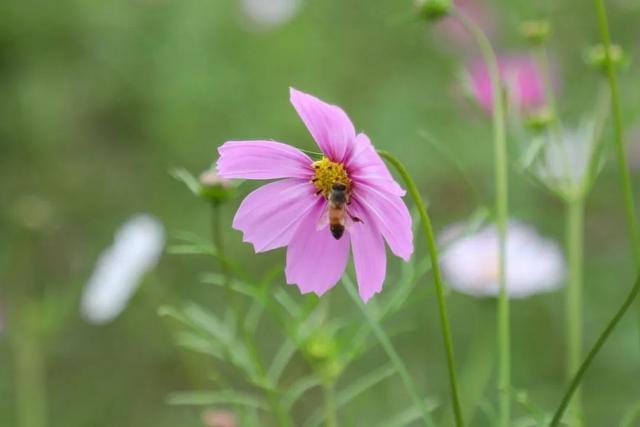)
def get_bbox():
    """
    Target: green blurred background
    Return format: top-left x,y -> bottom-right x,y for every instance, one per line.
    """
2,0 -> 640,425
